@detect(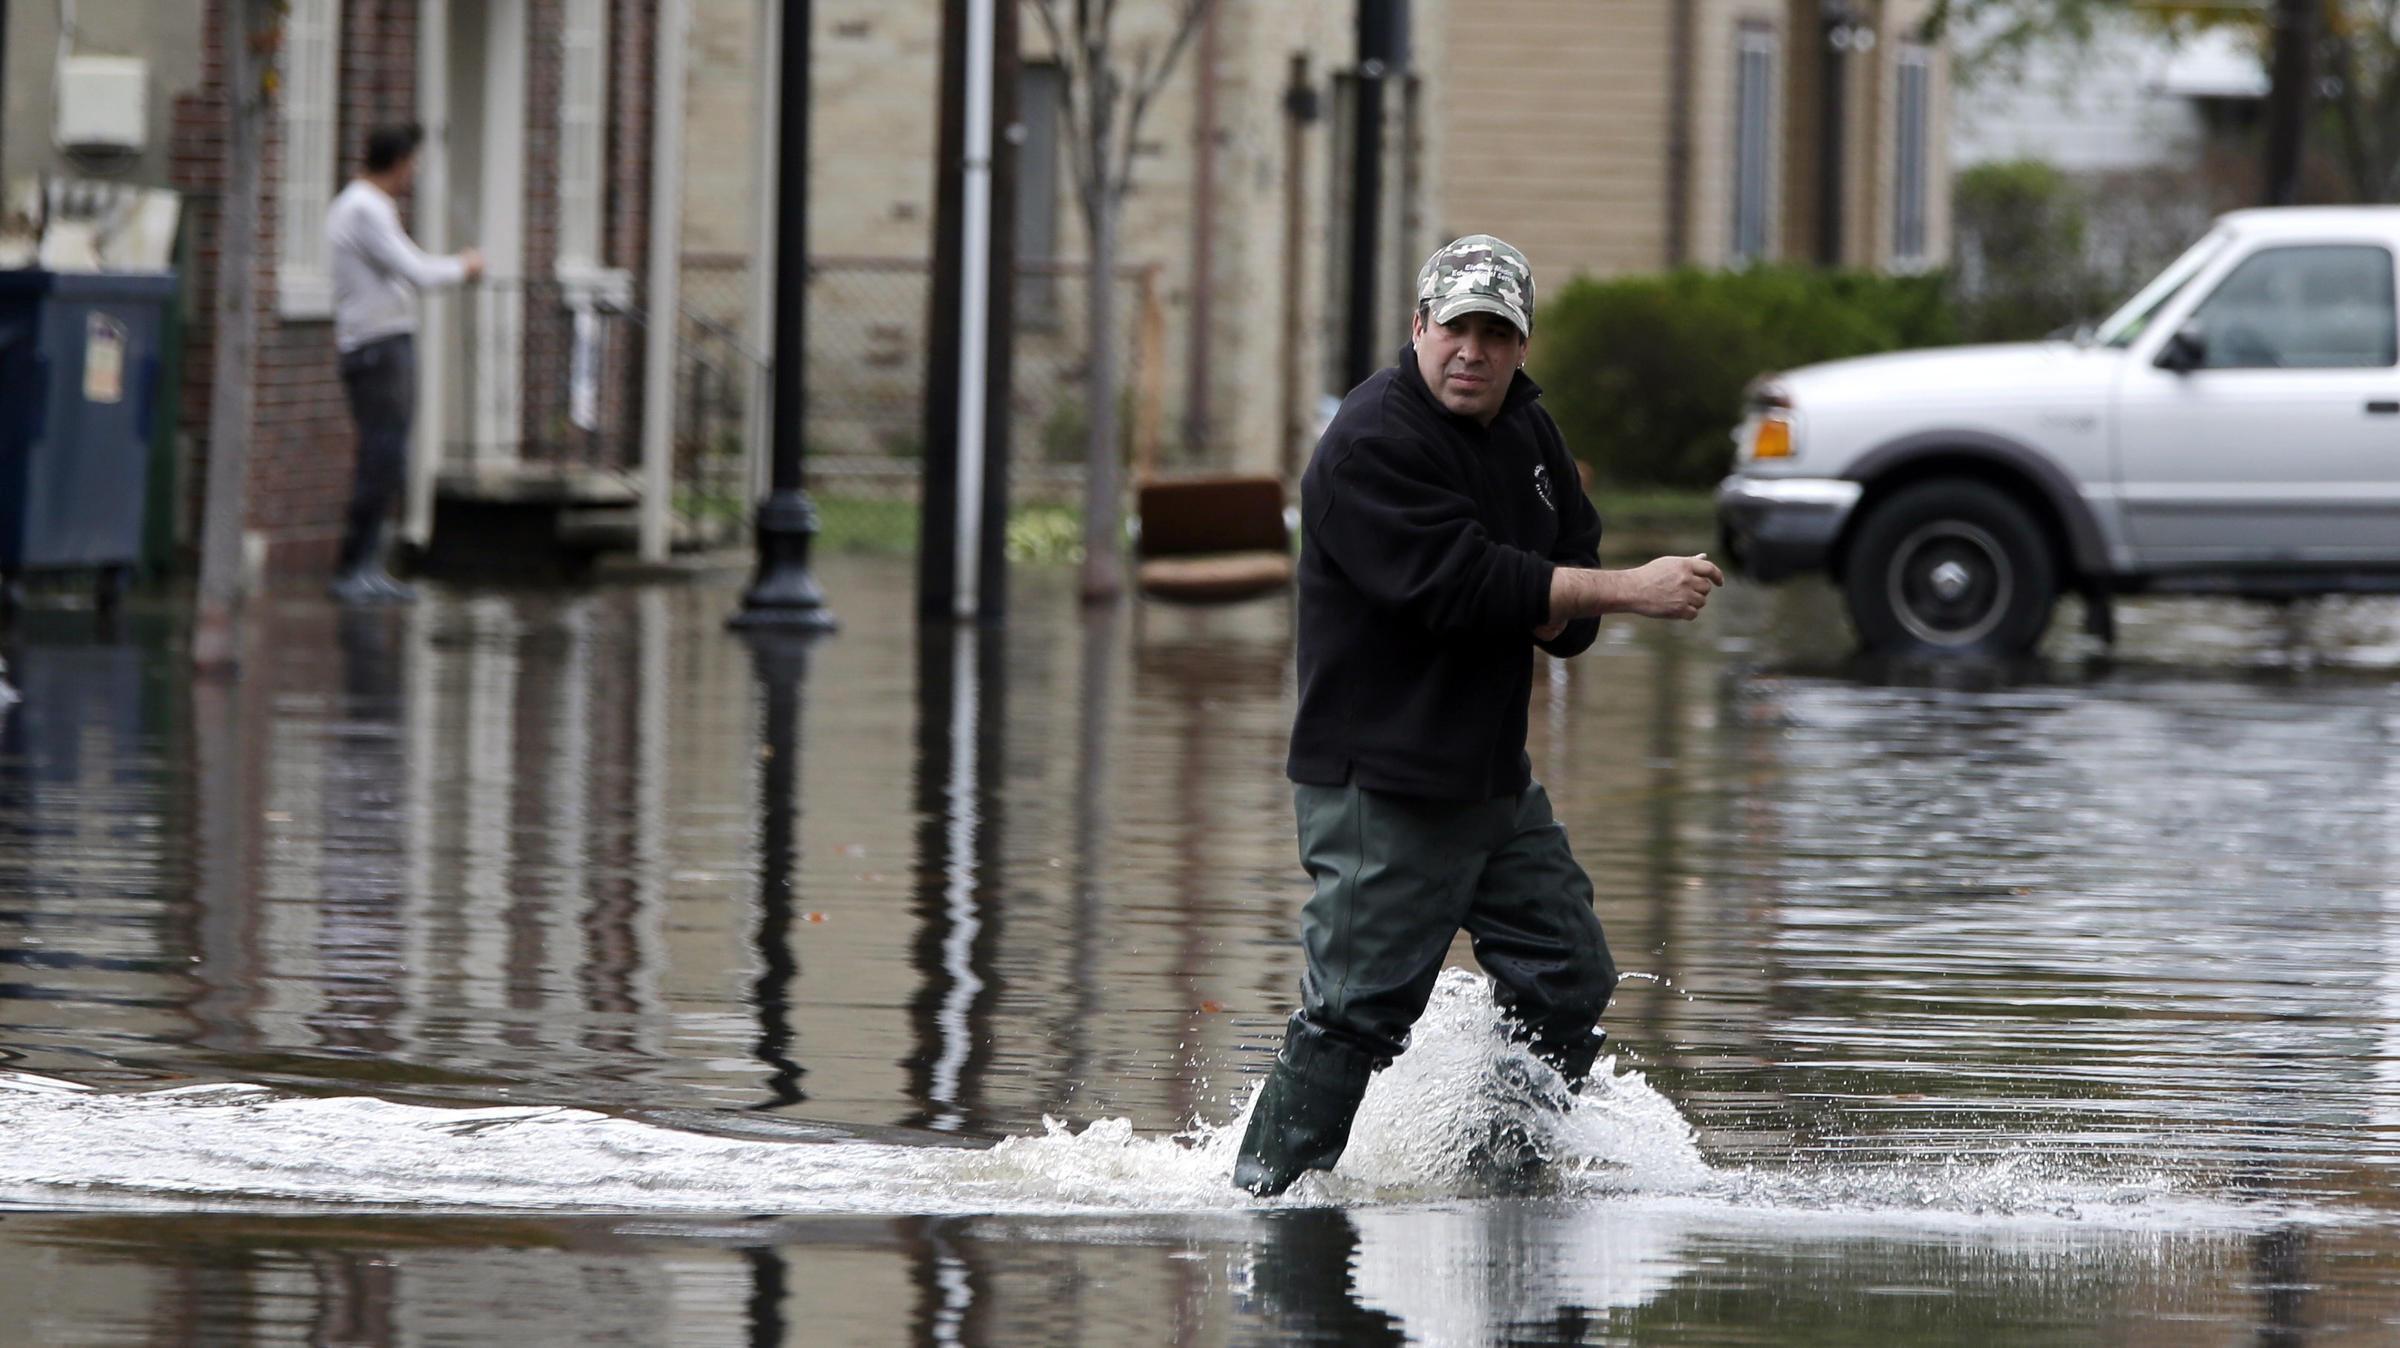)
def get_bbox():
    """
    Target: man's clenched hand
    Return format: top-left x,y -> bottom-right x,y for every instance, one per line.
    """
1546,554 -> 1725,625
1615,554 -> 1724,620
